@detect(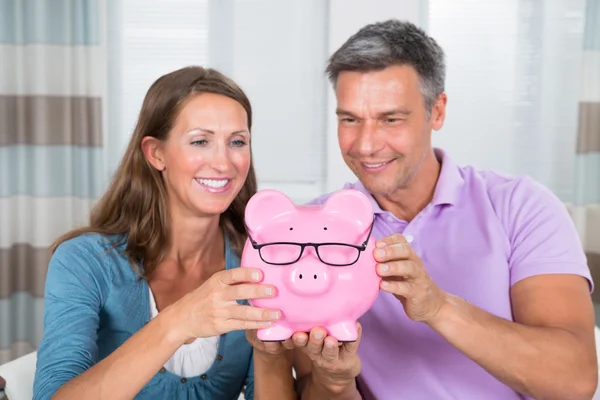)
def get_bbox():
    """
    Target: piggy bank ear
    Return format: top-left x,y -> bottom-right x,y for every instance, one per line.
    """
245,190 -> 296,232
323,189 -> 373,229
